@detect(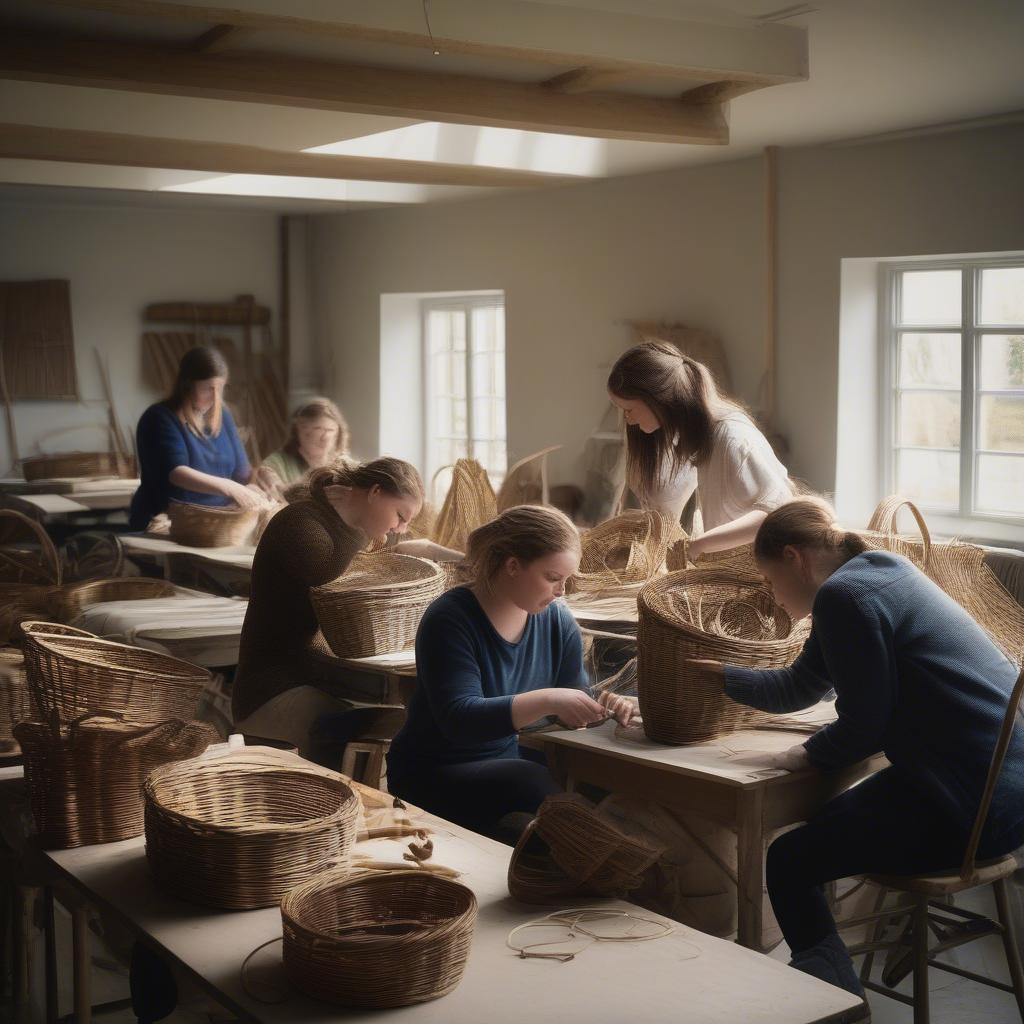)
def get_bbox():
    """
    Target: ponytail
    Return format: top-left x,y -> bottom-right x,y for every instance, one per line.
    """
754,497 -> 868,565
